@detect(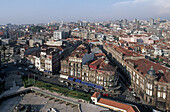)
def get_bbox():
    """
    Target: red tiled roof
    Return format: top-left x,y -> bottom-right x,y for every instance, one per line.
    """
95,53 -> 106,57
91,92 -> 100,98
113,46 -> 143,57
98,98 -> 139,112
129,42 -> 137,44
126,59 -> 170,83
0,32 -> 3,35
89,59 -> 104,69
70,46 -> 88,58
